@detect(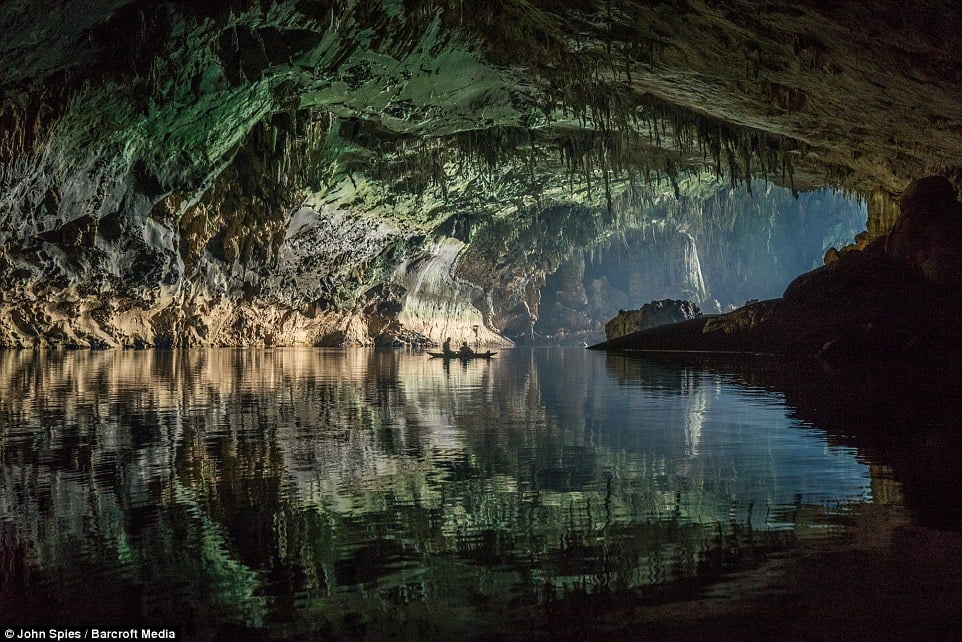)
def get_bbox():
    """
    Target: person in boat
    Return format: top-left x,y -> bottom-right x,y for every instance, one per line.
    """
442,337 -> 453,355
458,341 -> 475,357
